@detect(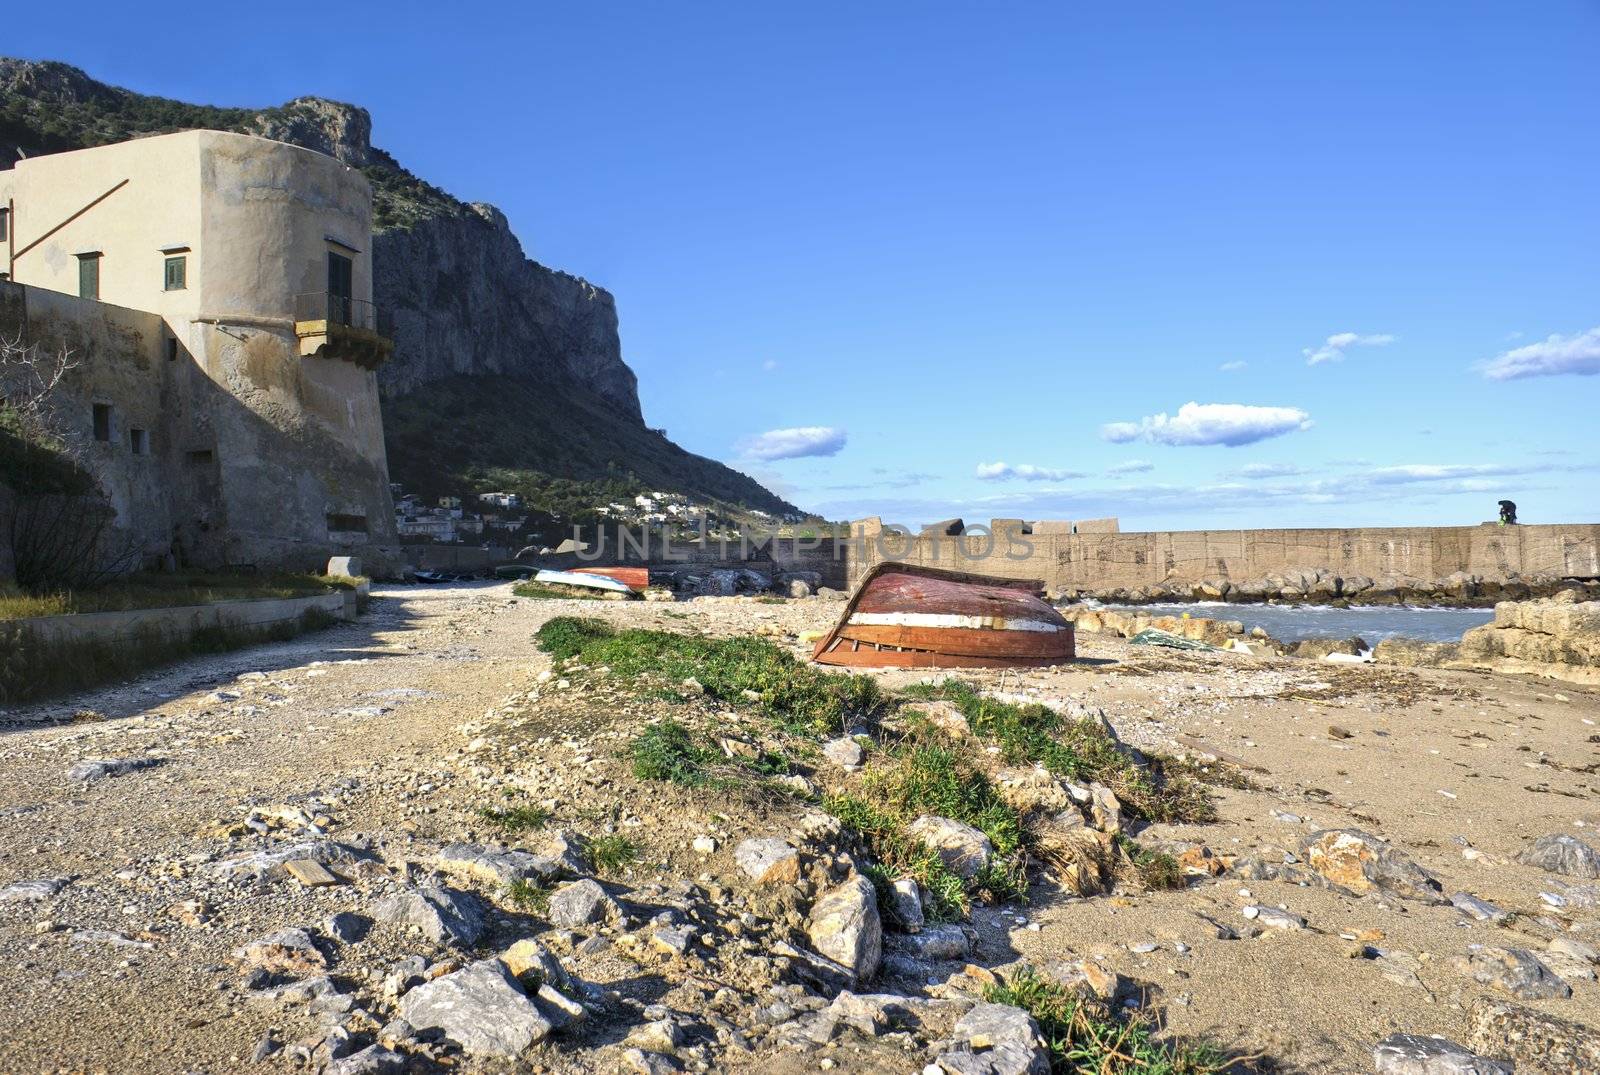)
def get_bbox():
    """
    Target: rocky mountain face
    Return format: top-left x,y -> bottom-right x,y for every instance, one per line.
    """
372,203 -> 639,415
0,58 -> 790,511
